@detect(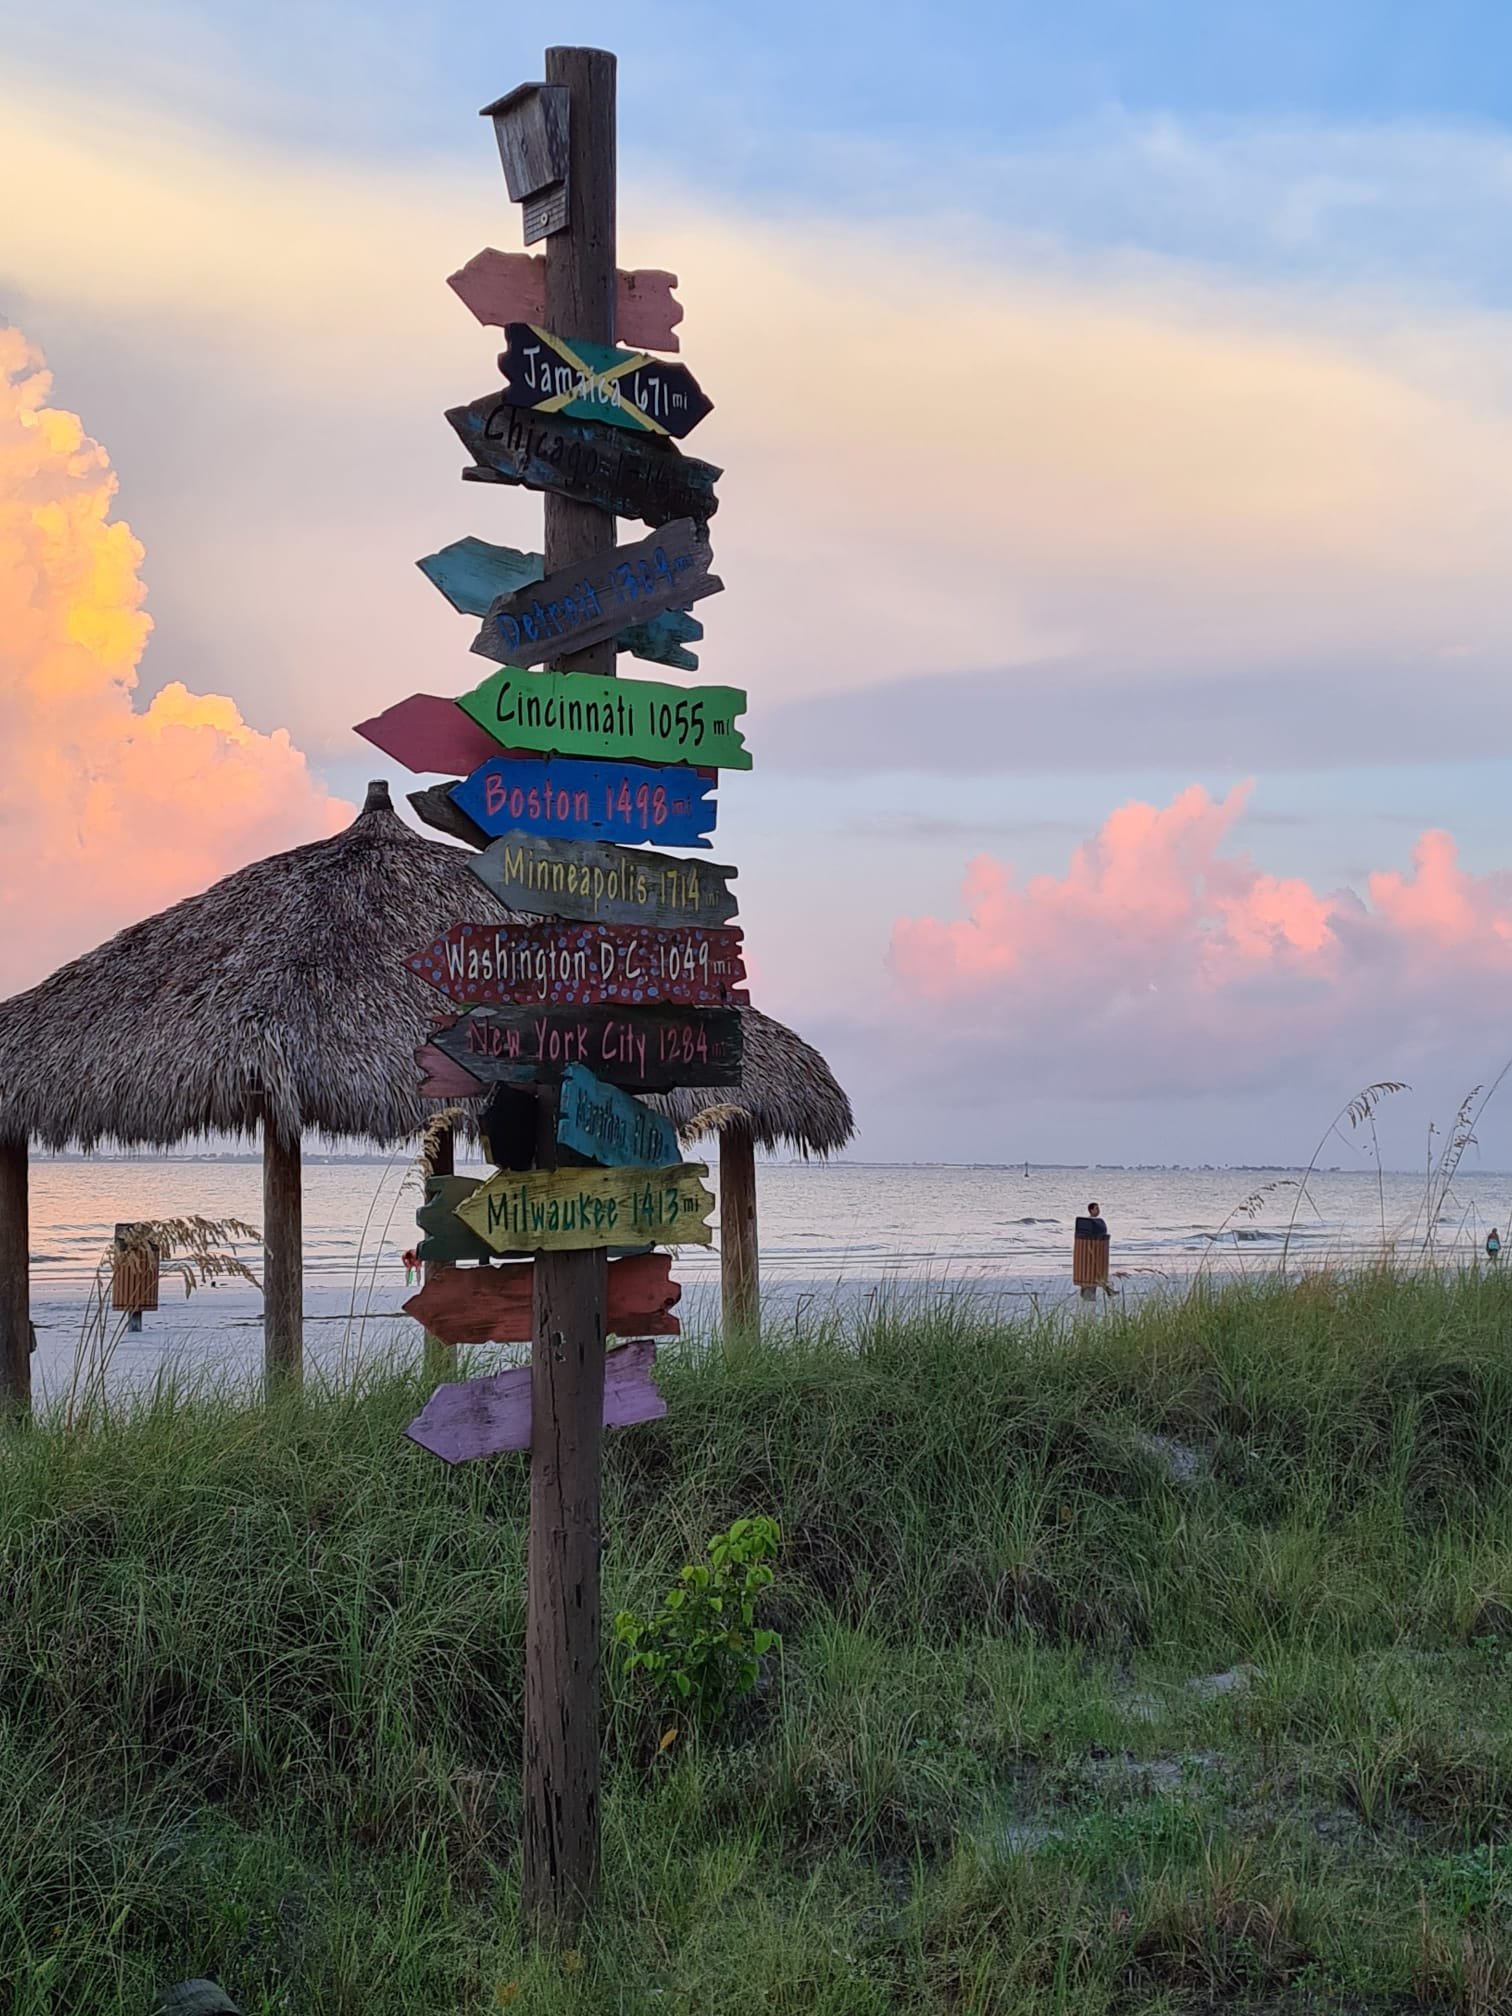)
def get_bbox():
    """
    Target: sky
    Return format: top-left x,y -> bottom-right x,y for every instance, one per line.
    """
5,0 -> 1512,1166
